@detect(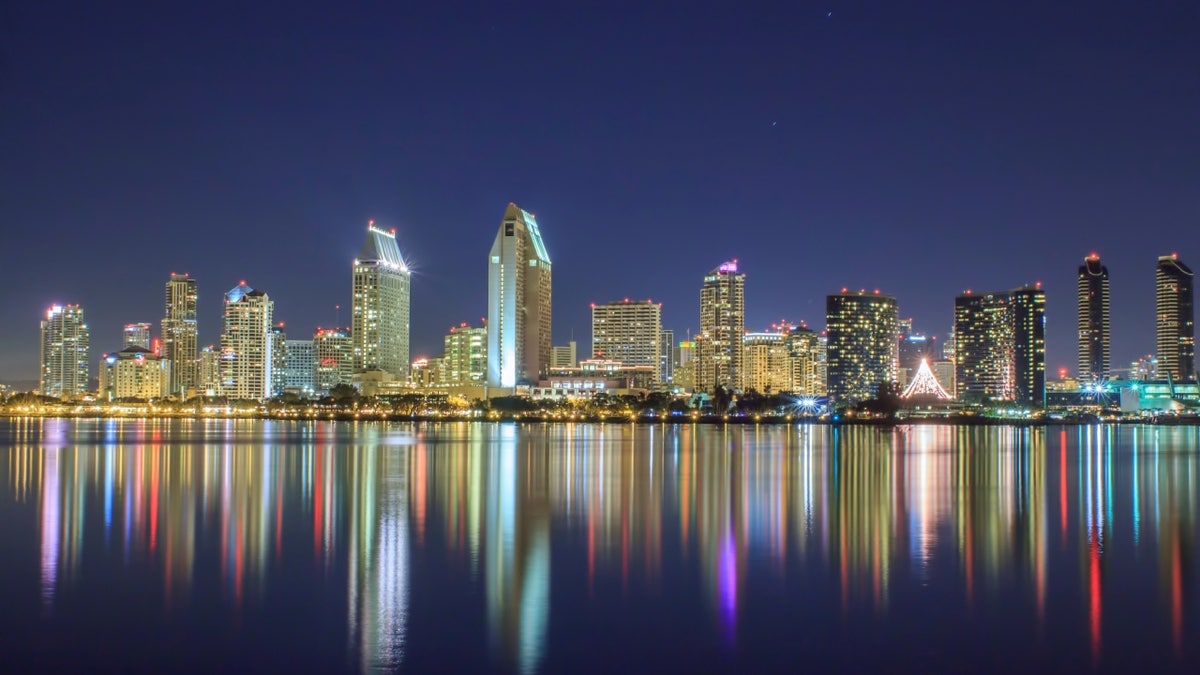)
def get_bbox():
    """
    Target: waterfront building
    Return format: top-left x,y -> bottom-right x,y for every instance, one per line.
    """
219,282 -> 274,401
40,304 -> 90,398
99,346 -> 170,400
954,291 -> 1014,401
161,273 -> 198,395
1011,285 -> 1046,407
199,345 -> 221,396
283,339 -> 315,396
695,261 -> 745,392
550,342 -> 577,369
1156,254 -> 1195,381
411,357 -> 442,388
123,323 -> 151,350
659,329 -> 675,383
742,332 -> 791,394
786,326 -> 827,396
314,327 -> 353,394
443,322 -> 487,386
487,203 -> 552,386
825,290 -> 898,402
352,222 -> 411,381
1077,254 -> 1110,380
270,324 -> 287,397
591,300 -> 662,382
